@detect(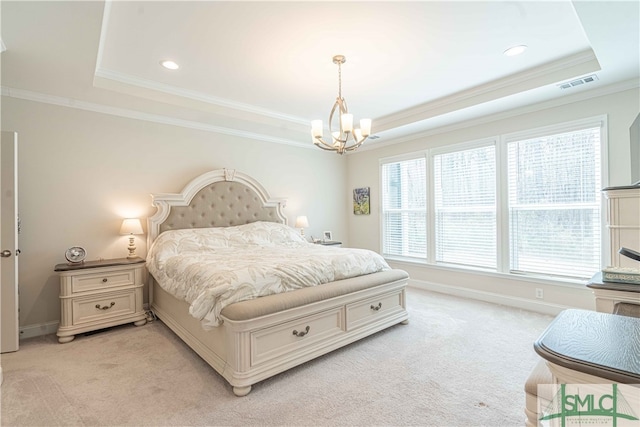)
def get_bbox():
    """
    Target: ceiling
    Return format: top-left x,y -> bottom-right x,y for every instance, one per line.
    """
1,1 -> 639,151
